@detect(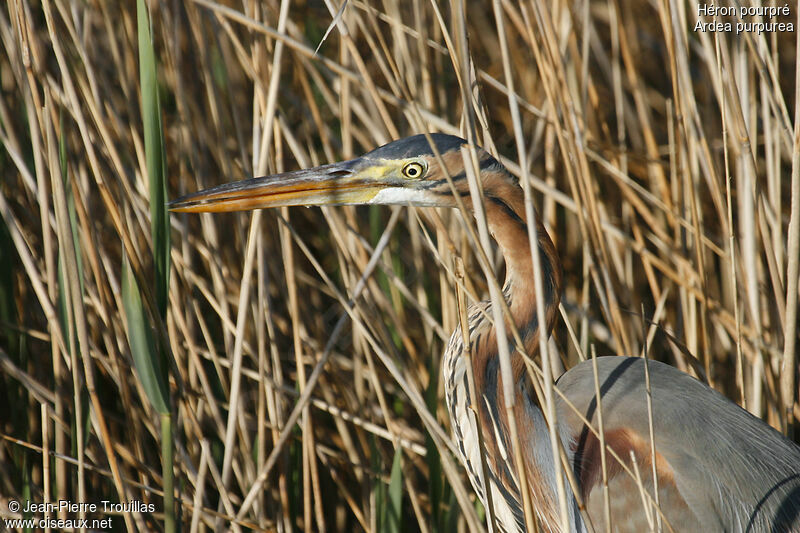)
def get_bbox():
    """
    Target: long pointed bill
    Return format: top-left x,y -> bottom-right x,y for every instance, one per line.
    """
169,159 -> 387,213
